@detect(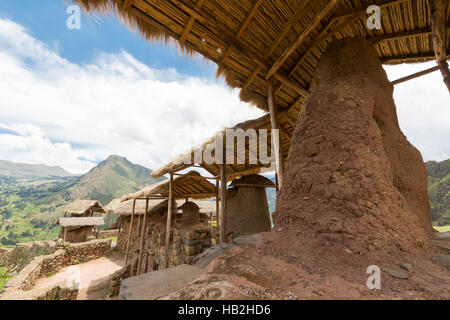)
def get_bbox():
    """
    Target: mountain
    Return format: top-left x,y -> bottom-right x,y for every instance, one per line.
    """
0,155 -> 162,246
426,159 -> 450,226
61,155 -> 161,205
0,160 -> 73,178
